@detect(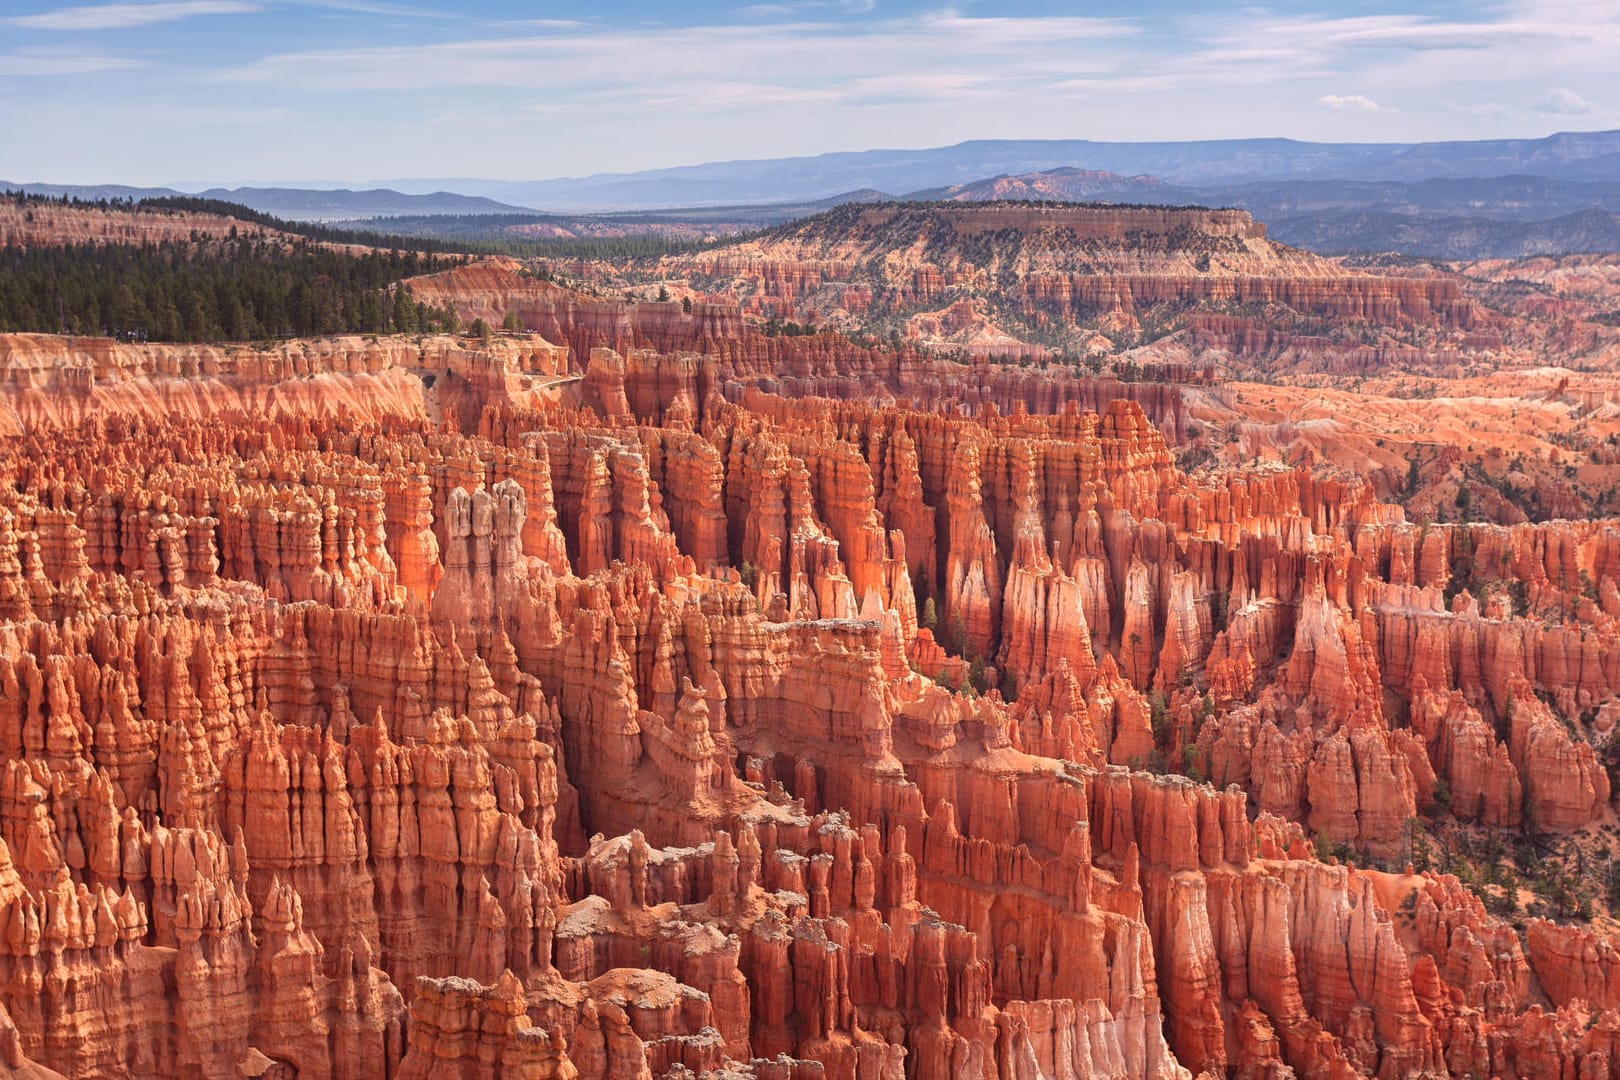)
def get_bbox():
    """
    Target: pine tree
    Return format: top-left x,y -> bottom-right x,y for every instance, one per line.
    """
393,288 -> 417,334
